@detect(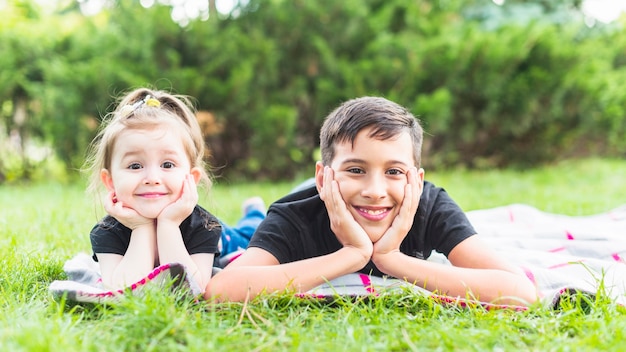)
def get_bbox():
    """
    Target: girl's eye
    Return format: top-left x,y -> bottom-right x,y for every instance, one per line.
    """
387,168 -> 404,176
162,161 -> 175,169
128,163 -> 142,170
347,167 -> 364,174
